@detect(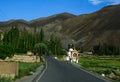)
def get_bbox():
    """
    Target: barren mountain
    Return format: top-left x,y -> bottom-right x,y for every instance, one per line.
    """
62,4 -> 120,50
0,5 -> 120,51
